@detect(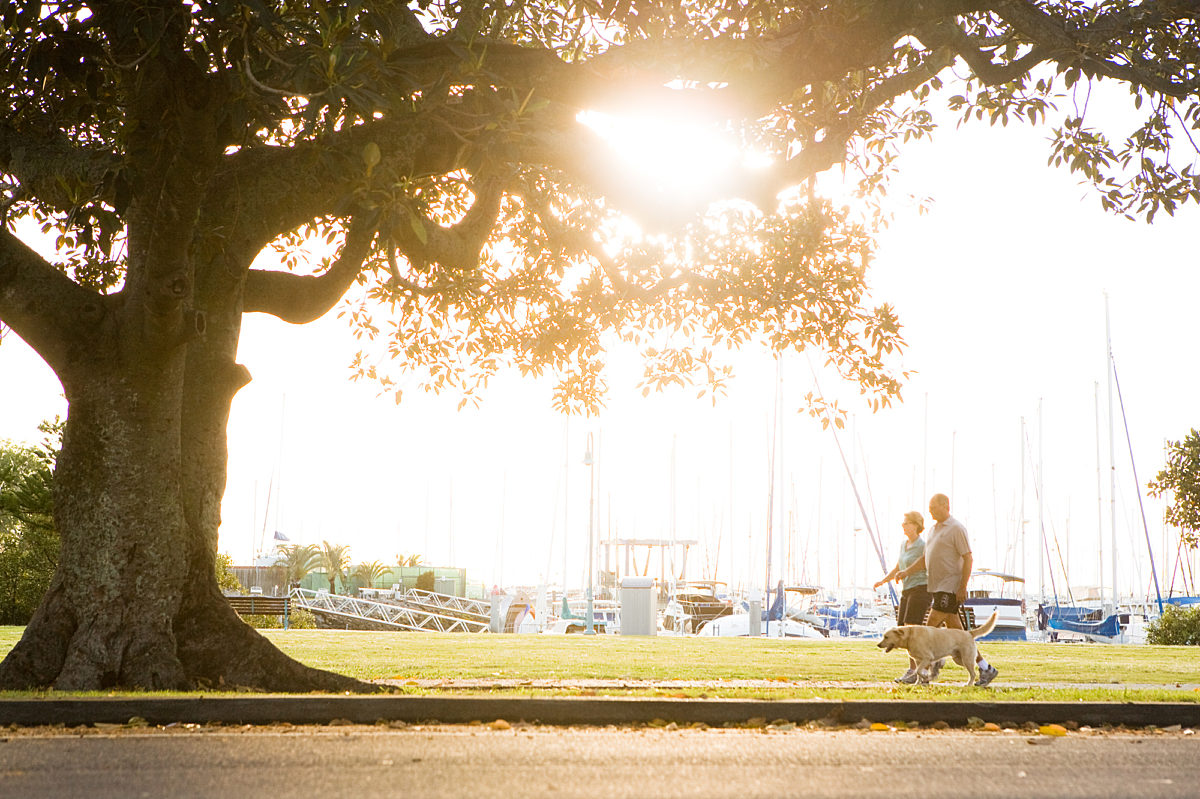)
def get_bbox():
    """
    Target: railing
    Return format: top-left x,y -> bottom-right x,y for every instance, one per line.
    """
290,588 -> 490,633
